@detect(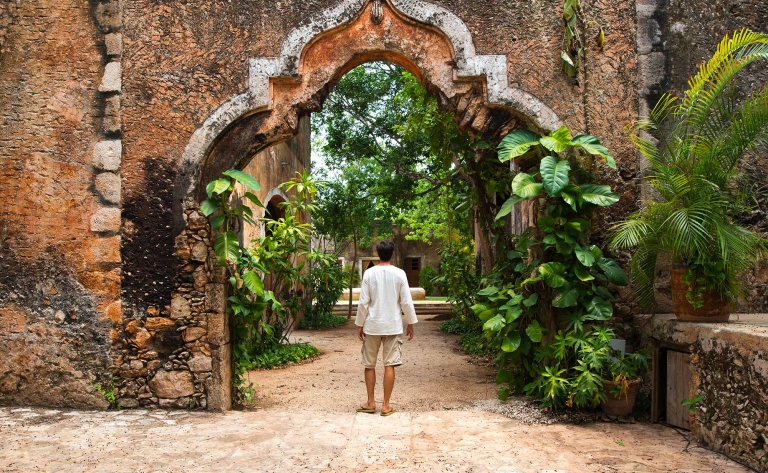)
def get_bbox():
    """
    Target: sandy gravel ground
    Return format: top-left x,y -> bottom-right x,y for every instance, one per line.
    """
247,318 -> 497,413
0,318 -> 751,472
